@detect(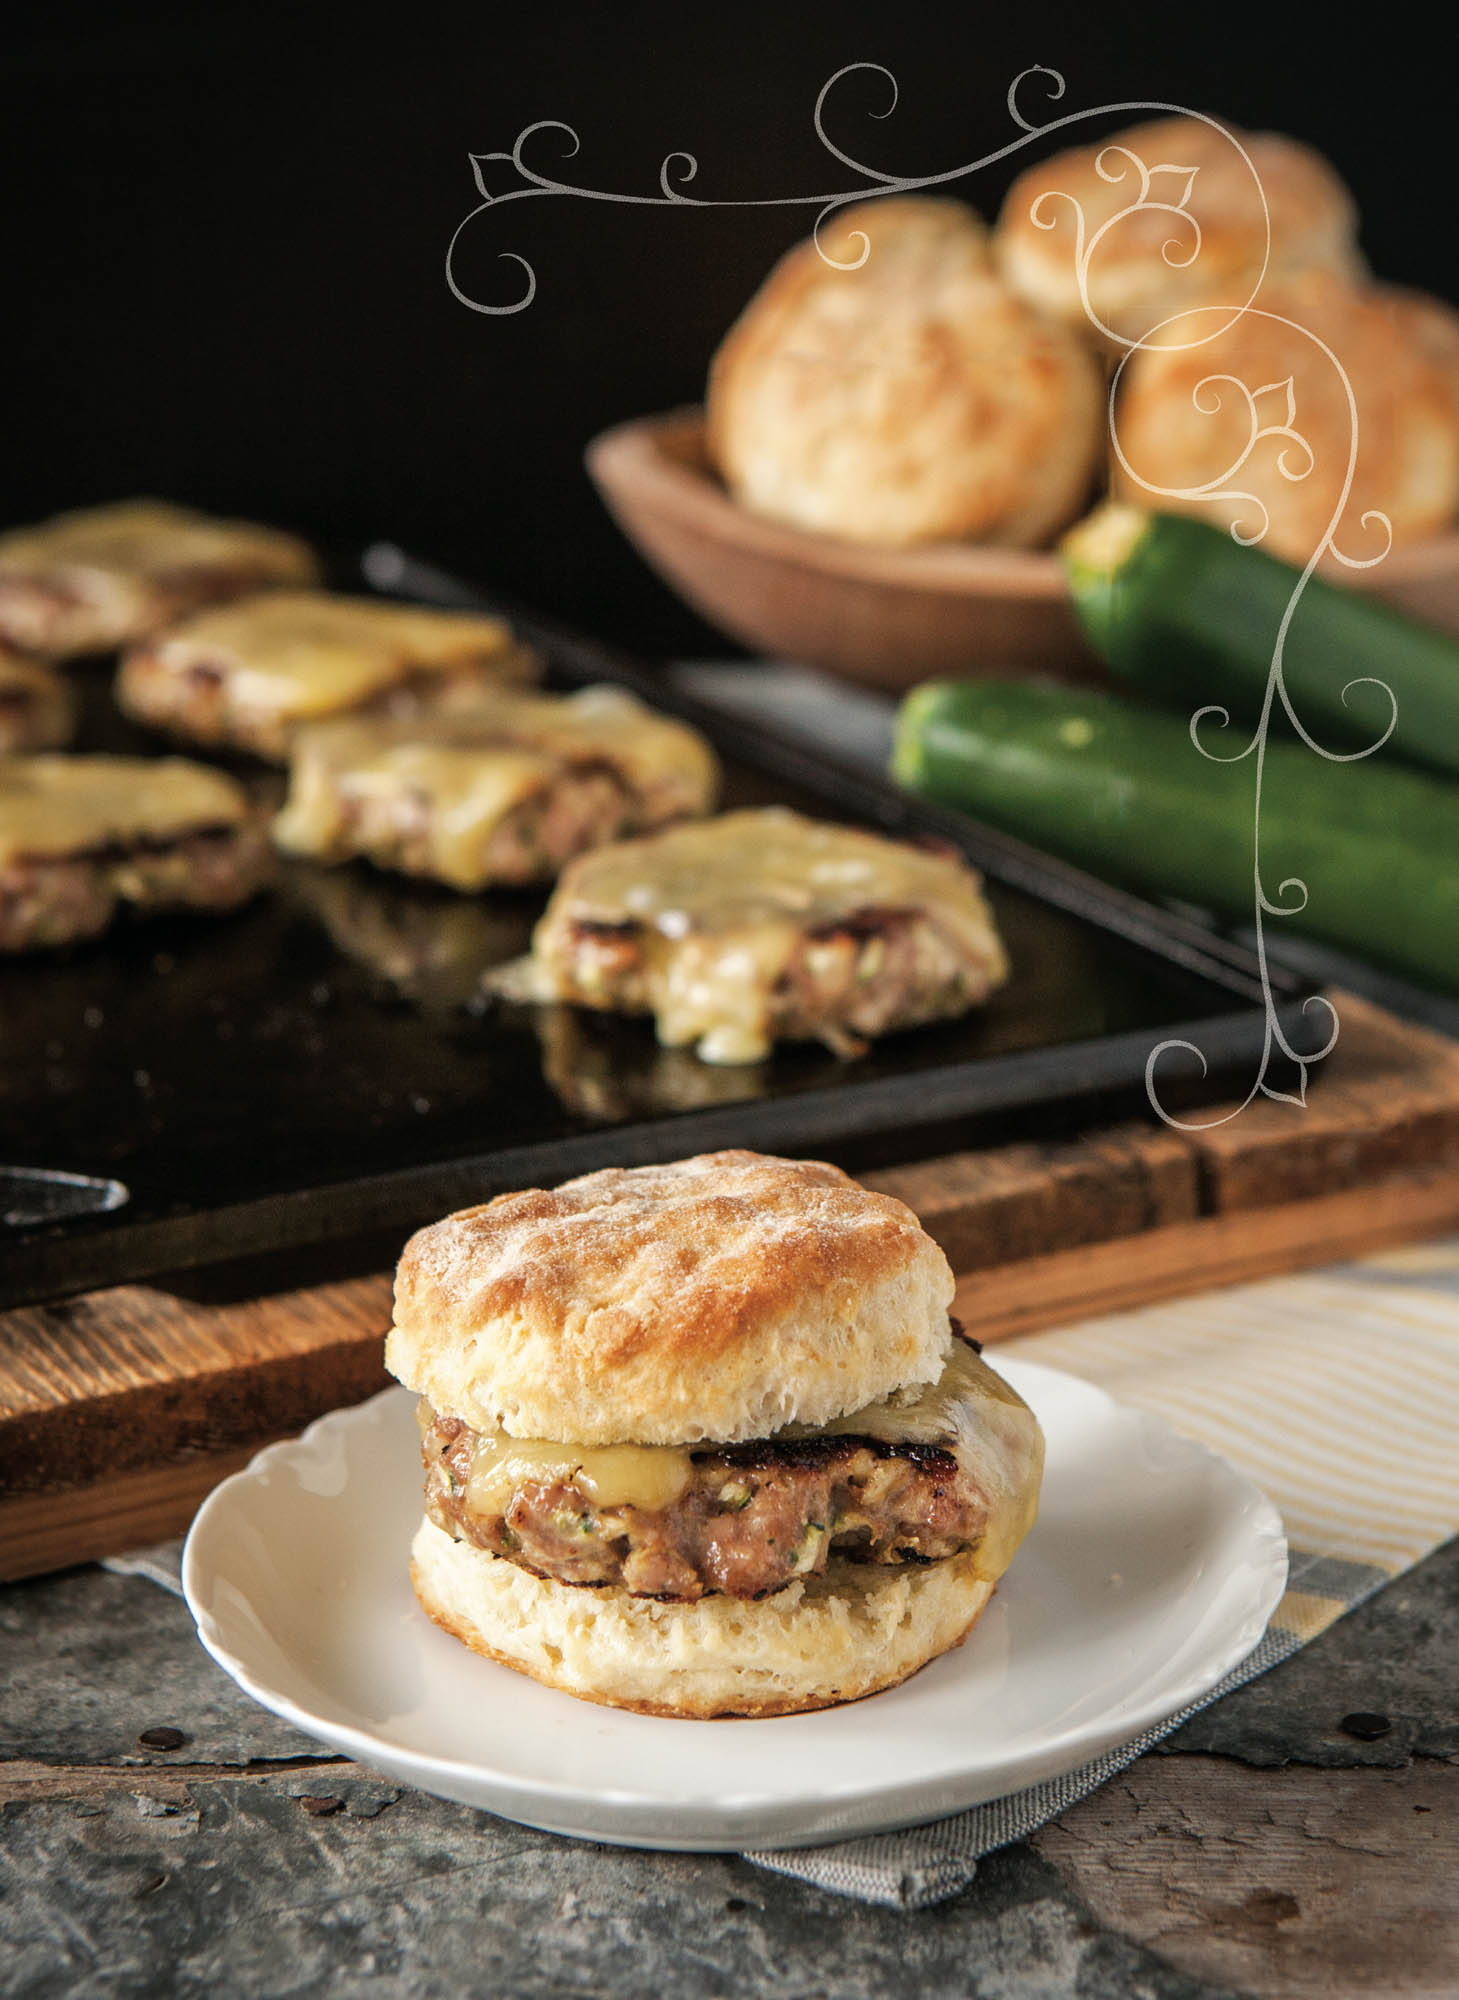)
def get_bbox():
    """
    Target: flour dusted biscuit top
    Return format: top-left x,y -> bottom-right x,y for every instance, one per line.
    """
272,685 -> 718,890
996,117 -> 1363,347
0,500 -> 319,658
117,589 -> 539,760
707,196 -> 1103,549
388,1150 -> 957,1447
501,806 -> 1009,1063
